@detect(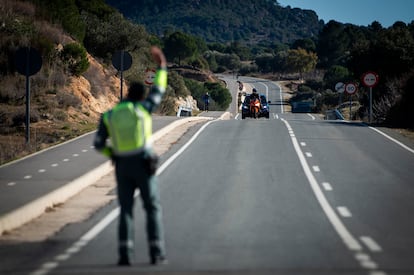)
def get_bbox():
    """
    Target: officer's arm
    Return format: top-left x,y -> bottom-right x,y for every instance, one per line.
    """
142,46 -> 168,113
93,116 -> 112,157
143,68 -> 167,113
